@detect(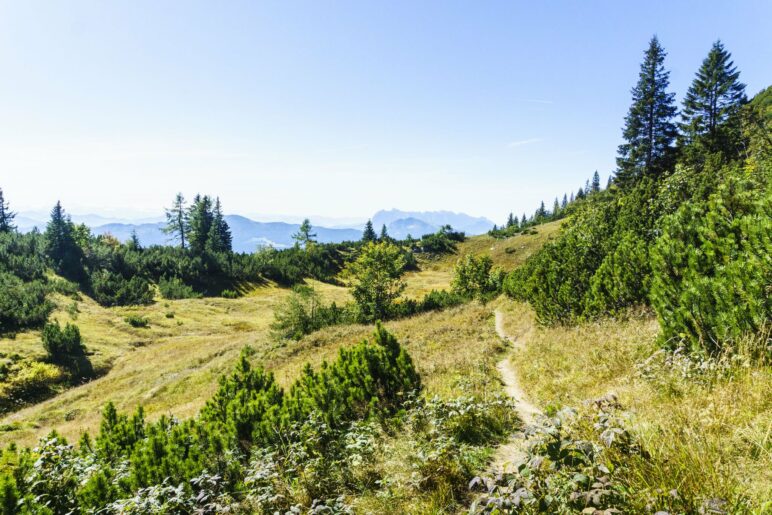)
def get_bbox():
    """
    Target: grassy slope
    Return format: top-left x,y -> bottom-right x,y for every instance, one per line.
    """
498,300 -> 772,510
0,224 -> 561,448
